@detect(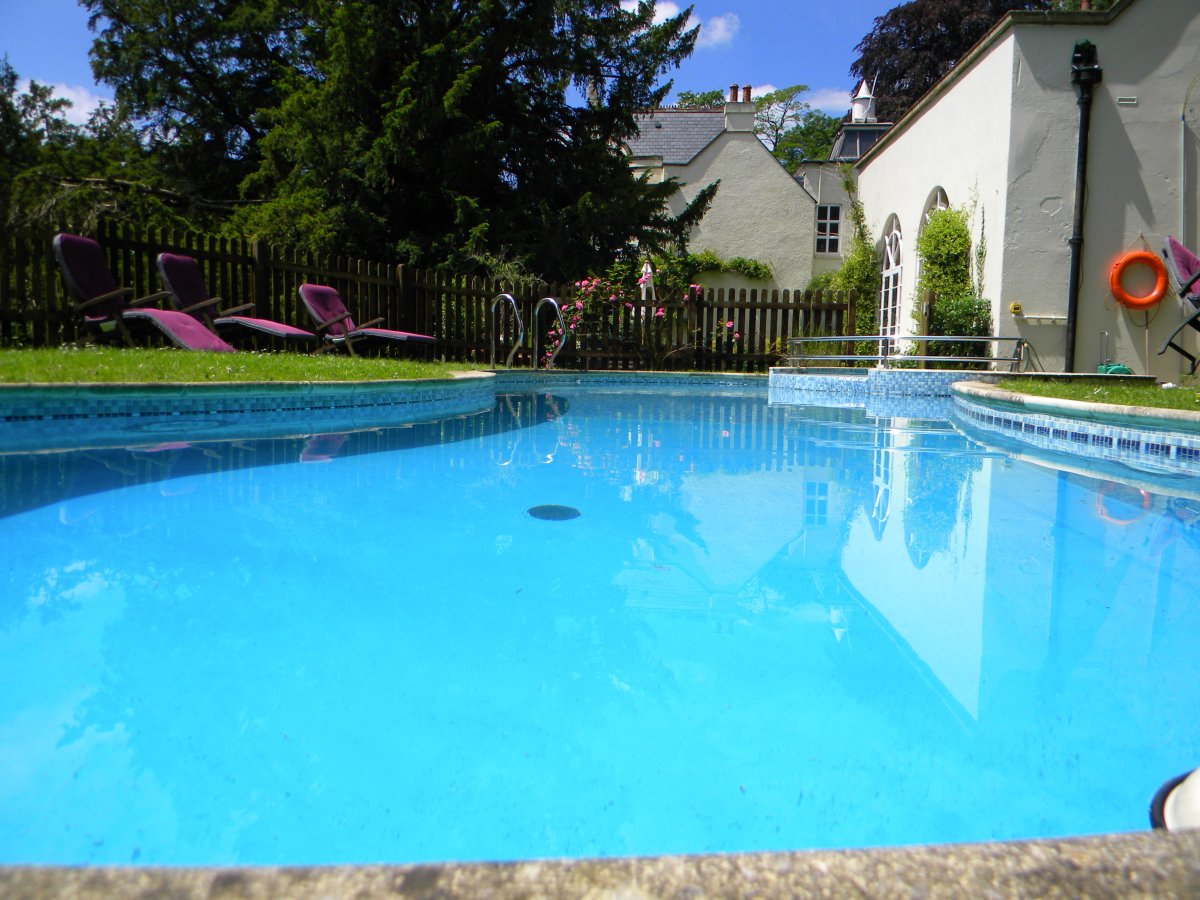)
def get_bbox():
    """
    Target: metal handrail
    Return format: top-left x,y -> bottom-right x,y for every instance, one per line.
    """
533,296 -> 569,370
788,334 -> 1029,371
489,293 -> 525,368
